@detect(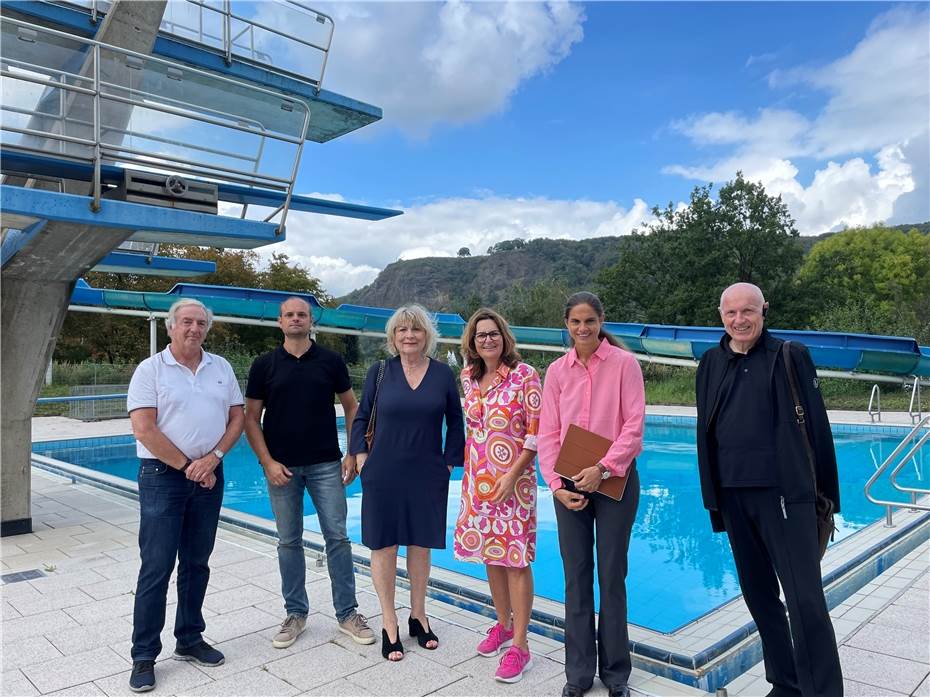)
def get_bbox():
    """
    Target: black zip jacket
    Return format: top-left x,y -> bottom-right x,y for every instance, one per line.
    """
695,329 -> 841,532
